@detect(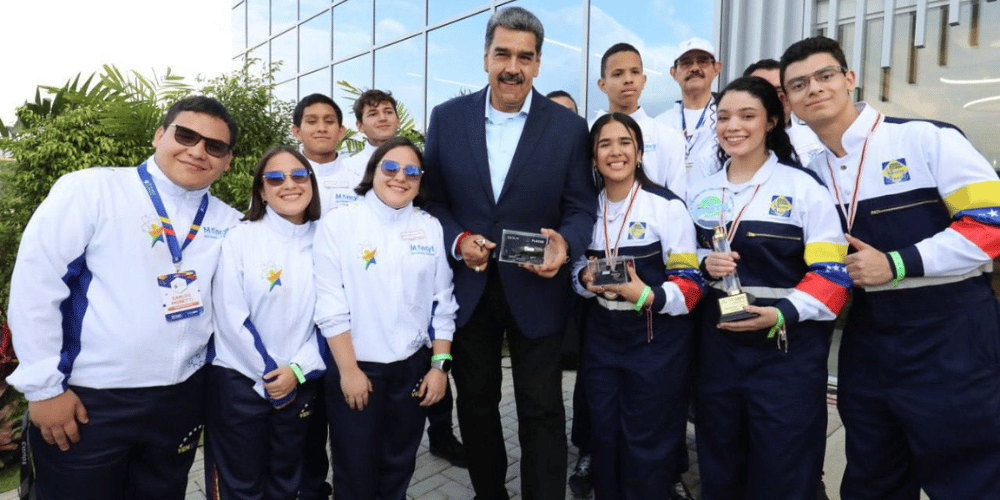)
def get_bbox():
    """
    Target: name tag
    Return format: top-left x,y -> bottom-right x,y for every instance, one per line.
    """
400,229 -> 426,241
158,270 -> 204,321
324,180 -> 349,189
